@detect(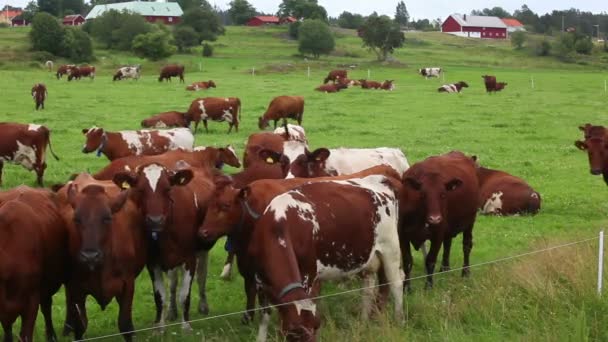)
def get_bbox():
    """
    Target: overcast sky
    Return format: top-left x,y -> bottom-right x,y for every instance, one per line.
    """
6,0 -> 607,19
